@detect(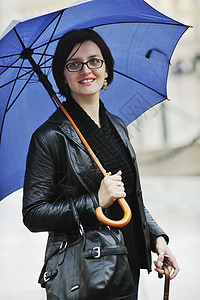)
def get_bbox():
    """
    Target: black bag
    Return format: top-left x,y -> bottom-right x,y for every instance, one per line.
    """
38,200 -> 134,300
